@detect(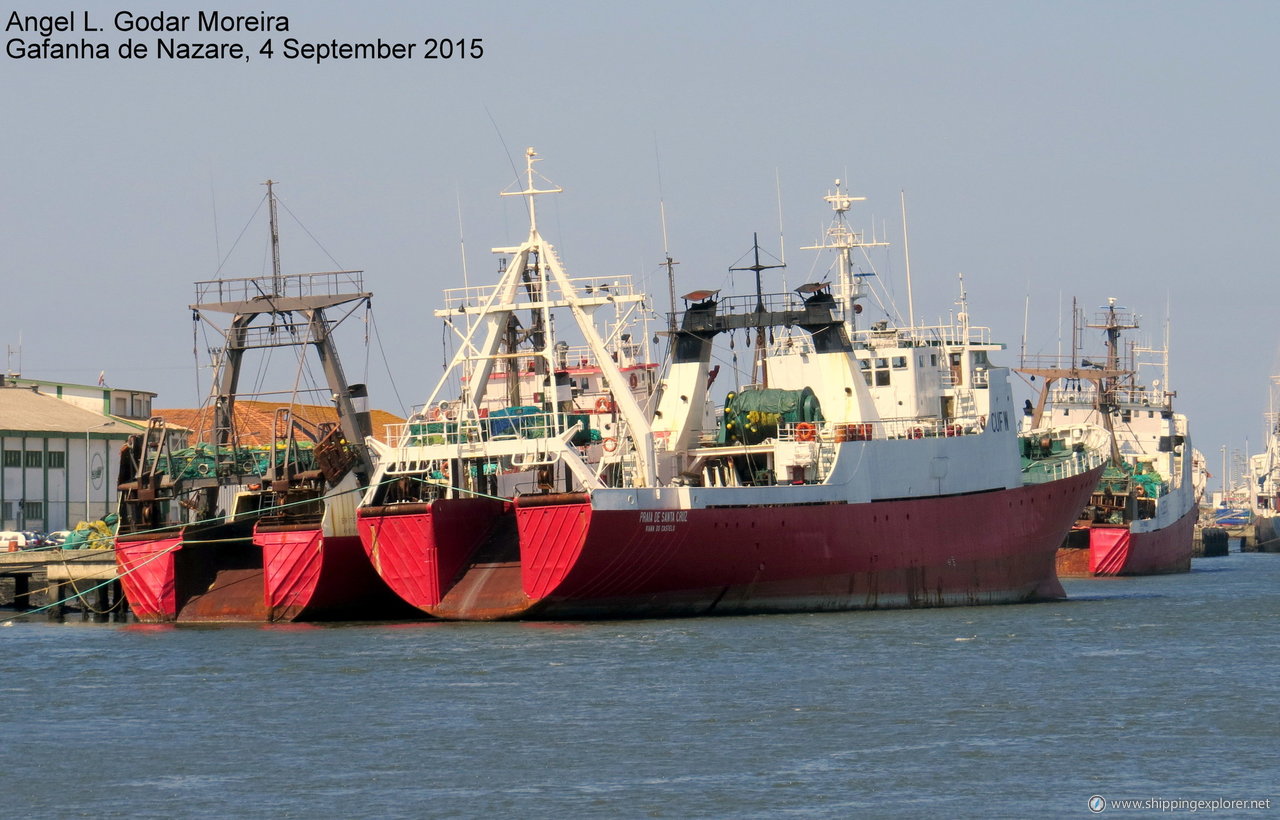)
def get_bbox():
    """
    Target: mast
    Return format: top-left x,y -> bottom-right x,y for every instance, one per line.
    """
266,179 -> 282,297
195,180 -> 375,489
900,190 -> 915,330
729,233 -> 785,387
664,252 -> 679,338
1018,296 -> 1137,464
801,179 -> 888,338
1088,298 -> 1139,463
658,198 -> 679,339
426,148 -> 656,487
